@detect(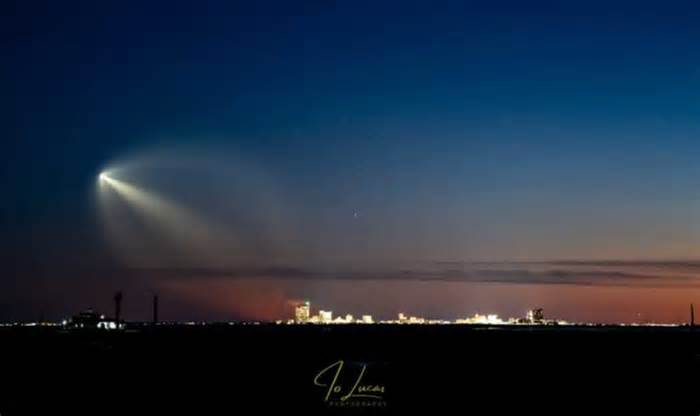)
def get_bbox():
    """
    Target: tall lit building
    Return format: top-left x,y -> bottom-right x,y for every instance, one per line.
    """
527,308 -> 544,323
295,301 -> 310,323
319,310 -> 333,323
